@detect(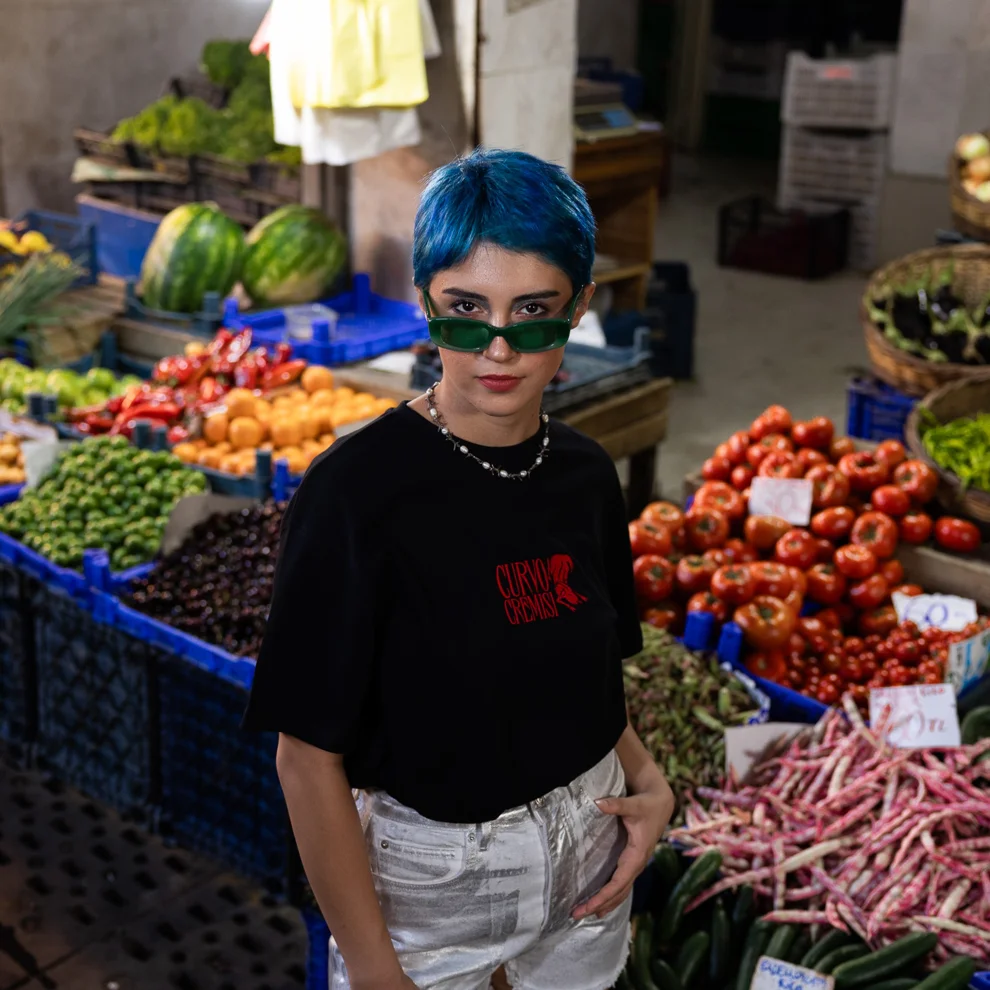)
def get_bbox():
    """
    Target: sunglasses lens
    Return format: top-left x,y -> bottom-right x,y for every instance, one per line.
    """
432,319 -> 492,351
506,321 -> 570,352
